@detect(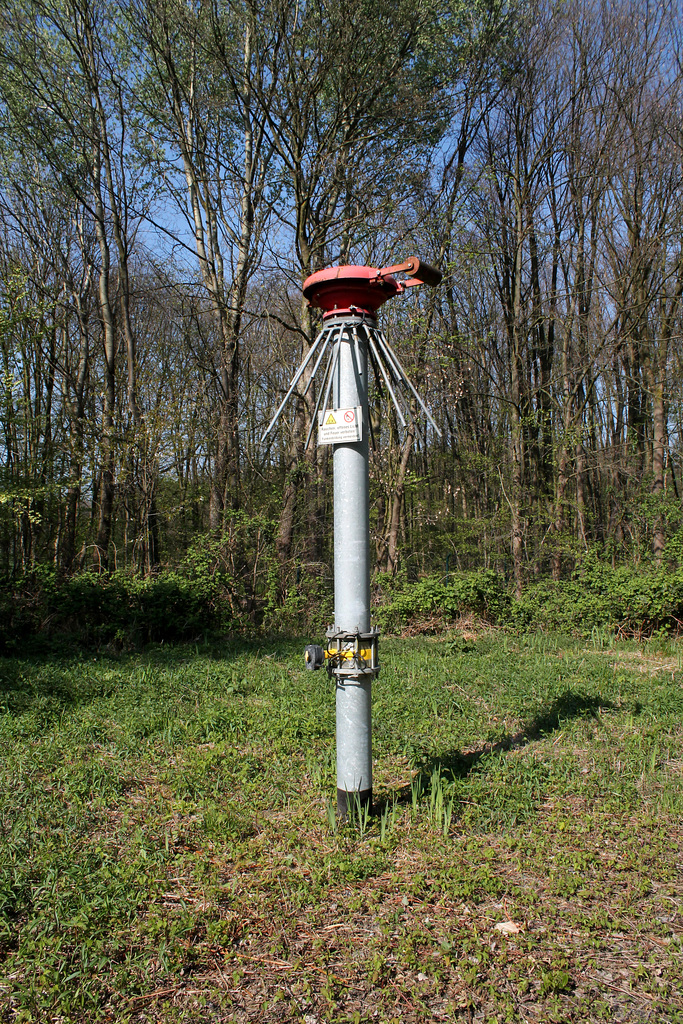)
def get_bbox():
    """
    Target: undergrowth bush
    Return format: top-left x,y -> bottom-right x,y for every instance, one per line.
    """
261,561 -> 334,637
376,553 -> 683,638
3,551 -> 683,653
0,567 -> 232,653
375,569 -> 510,633
515,557 -> 683,637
